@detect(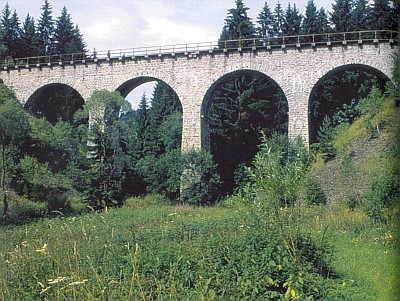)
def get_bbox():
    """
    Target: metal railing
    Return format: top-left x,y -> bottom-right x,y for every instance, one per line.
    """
1,30 -> 397,69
